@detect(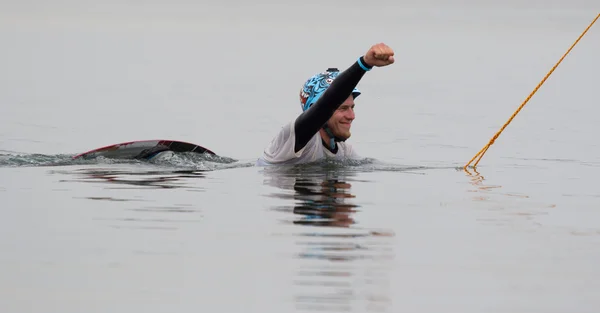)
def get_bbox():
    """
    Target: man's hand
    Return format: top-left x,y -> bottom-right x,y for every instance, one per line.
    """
363,43 -> 395,67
